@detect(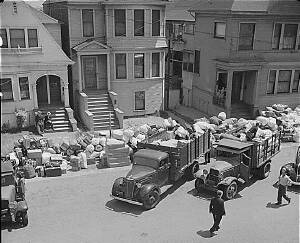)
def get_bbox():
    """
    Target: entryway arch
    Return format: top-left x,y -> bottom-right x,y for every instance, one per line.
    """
36,75 -> 63,107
